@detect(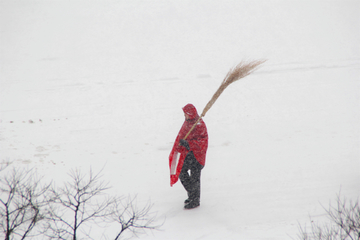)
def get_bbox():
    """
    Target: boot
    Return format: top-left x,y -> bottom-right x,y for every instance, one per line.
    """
184,199 -> 200,209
